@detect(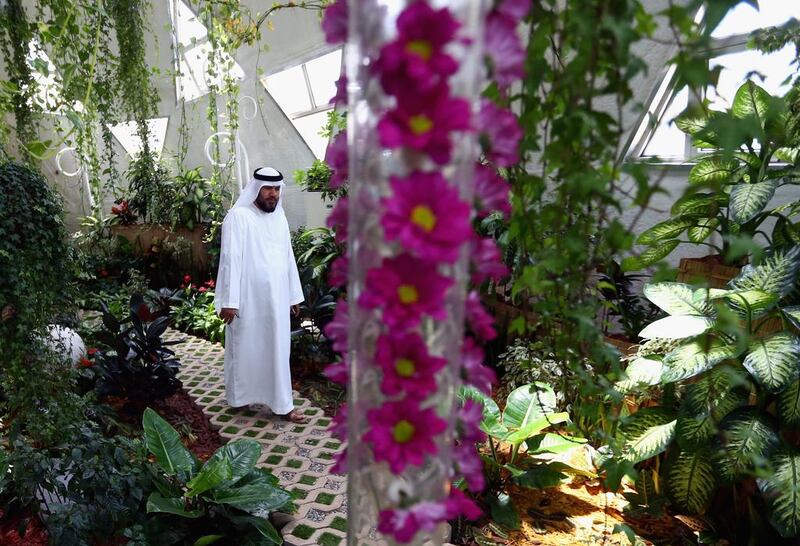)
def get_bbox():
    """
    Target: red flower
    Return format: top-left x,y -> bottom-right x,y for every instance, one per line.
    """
78,357 -> 92,368
205,279 -> 216,288
198,286 -> 208,293
87,348 -> 97,356
183,275 -> 192,283
100,269 -> 109,277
